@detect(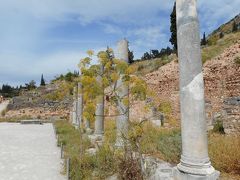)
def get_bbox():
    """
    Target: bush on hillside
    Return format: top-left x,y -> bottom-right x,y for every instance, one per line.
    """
234,56 -> 240,65
213,120 -> 225,134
